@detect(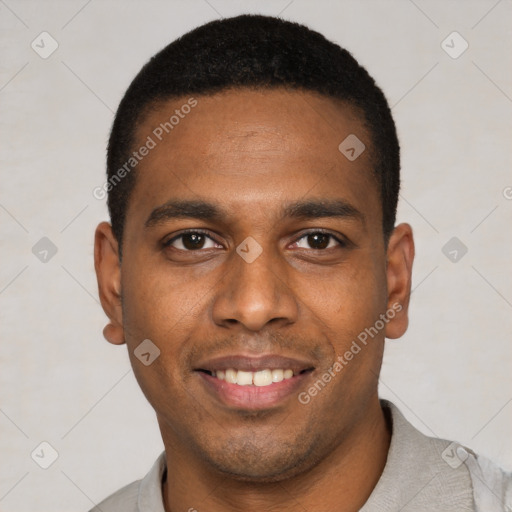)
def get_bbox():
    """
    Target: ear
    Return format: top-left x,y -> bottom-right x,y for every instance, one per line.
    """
384,223 -> 415,339
94,222 -> 125,345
